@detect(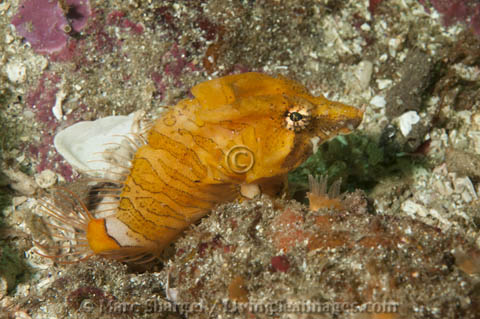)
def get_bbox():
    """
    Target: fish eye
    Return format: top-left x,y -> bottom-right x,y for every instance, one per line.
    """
289,112 -> 303,122
285,106 -> 311,132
